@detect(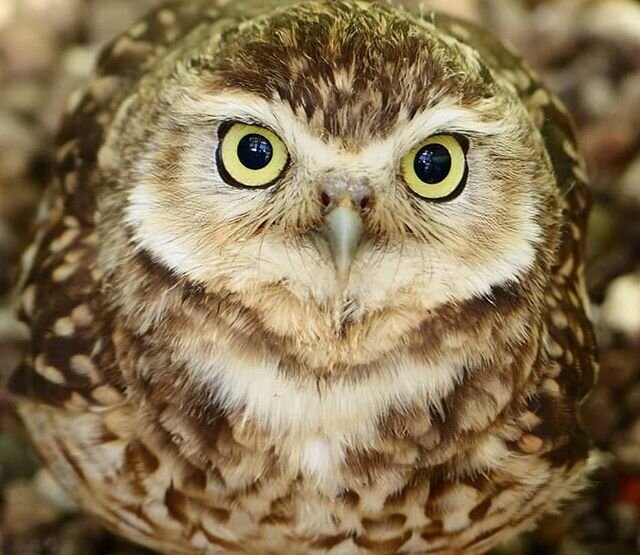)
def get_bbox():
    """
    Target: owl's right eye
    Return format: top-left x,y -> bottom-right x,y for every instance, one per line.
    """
217,123 -> 289,188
